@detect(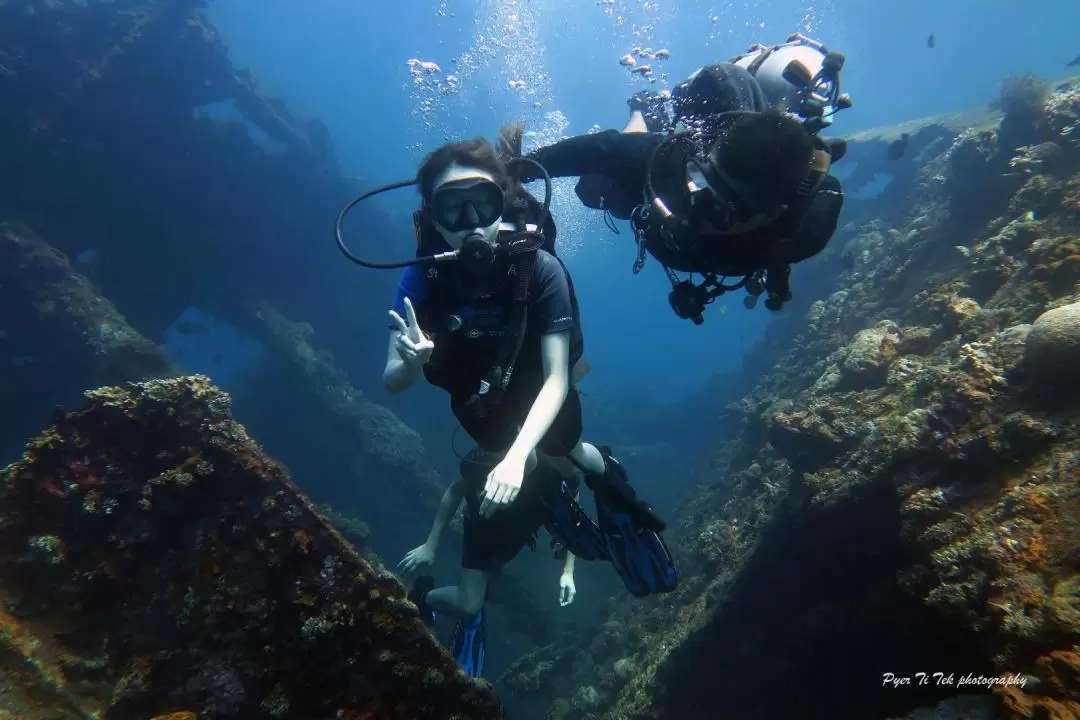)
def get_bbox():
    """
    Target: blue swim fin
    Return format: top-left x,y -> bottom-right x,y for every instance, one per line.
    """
543,480 -> 611,562
588,449 -> 677,597
450,607 -> 486,677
